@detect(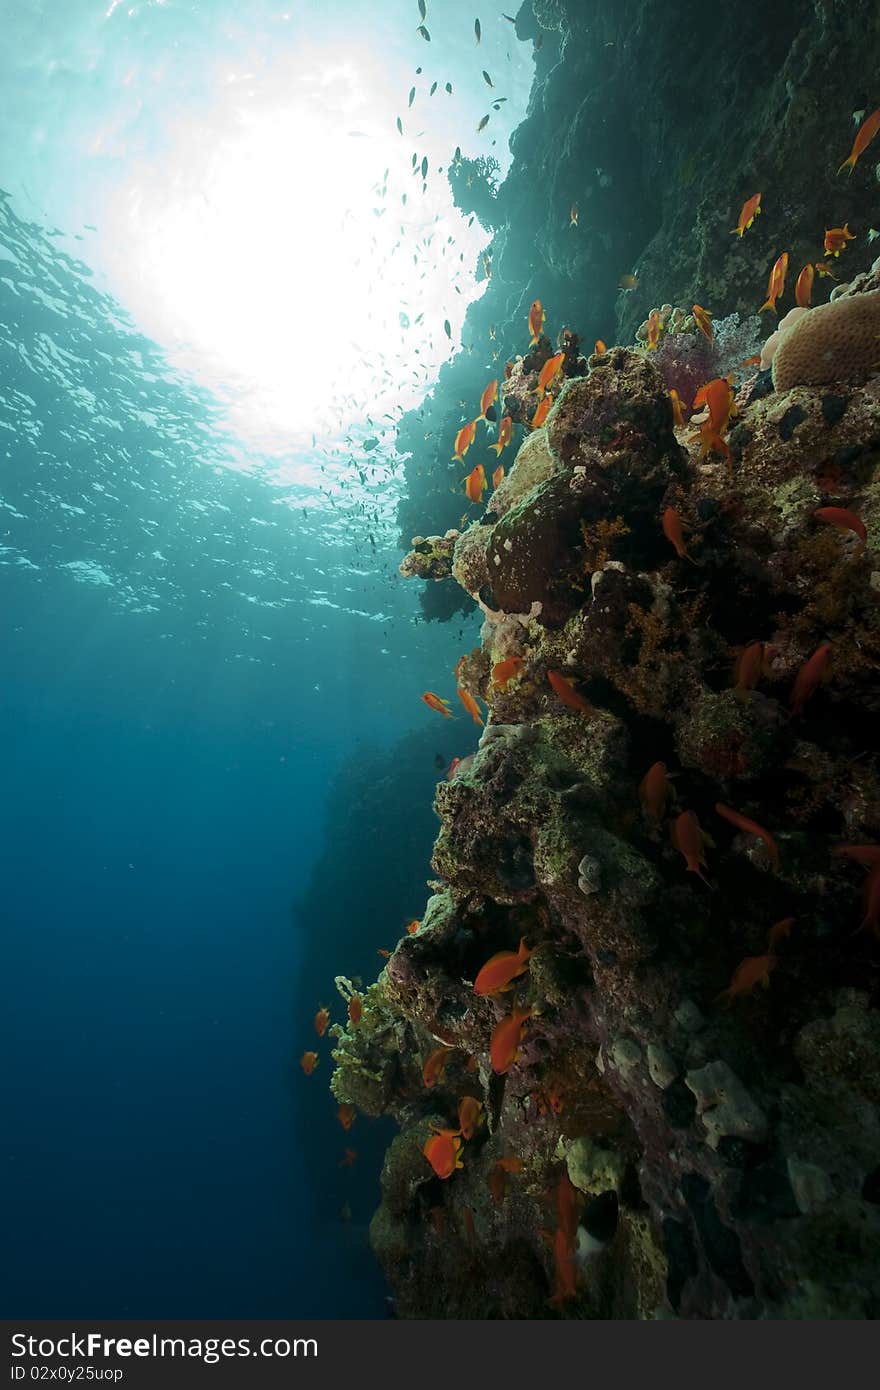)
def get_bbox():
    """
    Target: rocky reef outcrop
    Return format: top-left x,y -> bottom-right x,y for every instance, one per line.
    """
334,288 -> 880,1316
